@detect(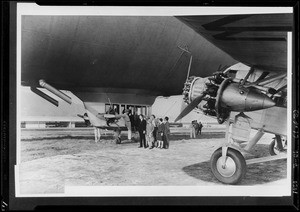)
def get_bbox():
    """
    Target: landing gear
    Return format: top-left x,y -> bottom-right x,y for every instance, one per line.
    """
210,118 -> 287,184
210,117 -> 258,184
269,135 -> 287,155
115,137 -> 121,144
114,129 -> 121,144
210,147 -> 246,184
131,131 -> 139,143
